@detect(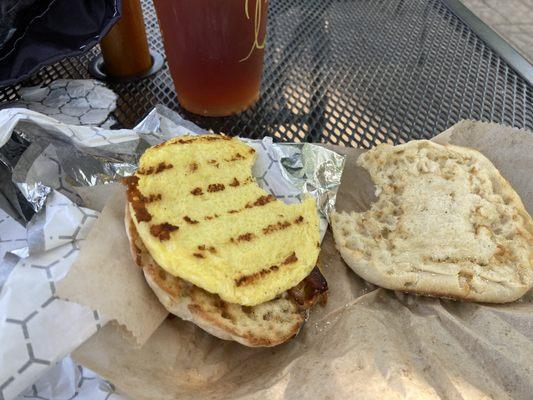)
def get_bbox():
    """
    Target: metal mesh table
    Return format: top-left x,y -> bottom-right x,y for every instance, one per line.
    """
0,0 -> 532,148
